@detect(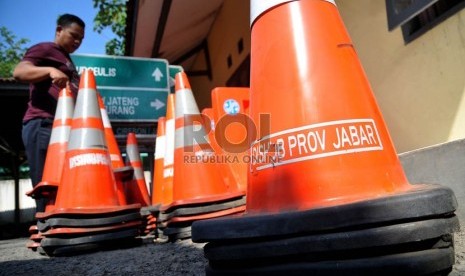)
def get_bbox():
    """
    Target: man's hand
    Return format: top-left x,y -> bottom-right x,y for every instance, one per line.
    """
49,68 -> 69,88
